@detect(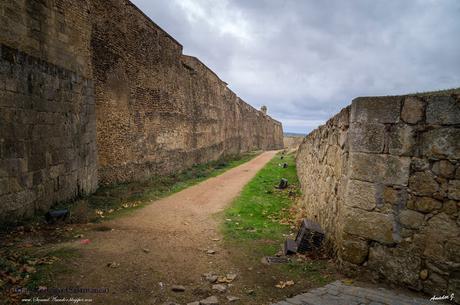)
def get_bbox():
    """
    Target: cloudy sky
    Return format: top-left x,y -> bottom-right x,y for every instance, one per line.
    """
131,0 -> 460,134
